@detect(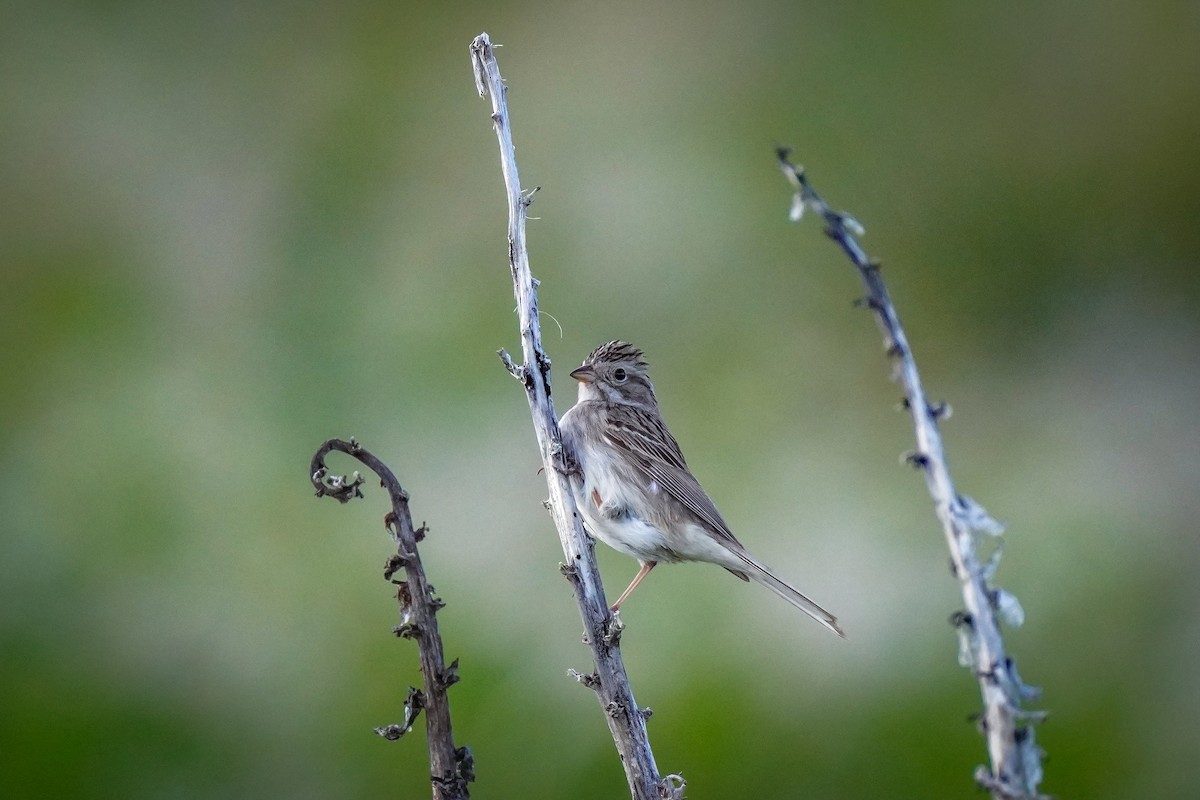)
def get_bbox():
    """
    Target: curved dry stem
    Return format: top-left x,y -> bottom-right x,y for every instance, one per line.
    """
312,437 -> 473,799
